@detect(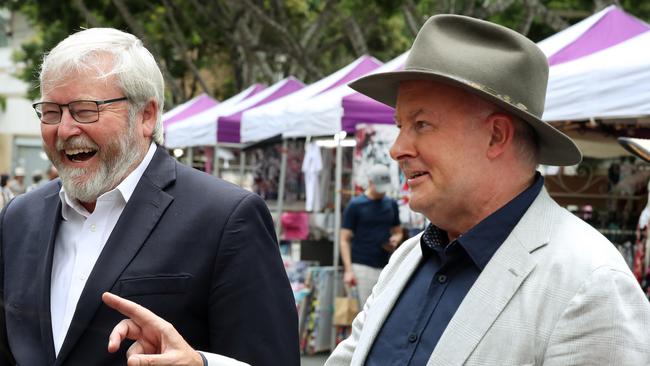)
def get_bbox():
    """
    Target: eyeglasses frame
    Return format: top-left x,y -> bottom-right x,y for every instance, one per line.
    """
32,97 -> 129,125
